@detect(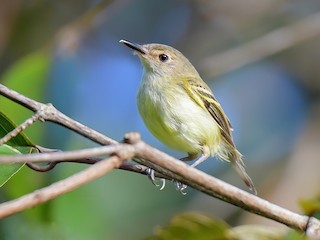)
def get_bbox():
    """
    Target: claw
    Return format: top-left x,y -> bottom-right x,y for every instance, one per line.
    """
146,167 -> 155,182
173,180 -> 188,195
145,168 -> 166,190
